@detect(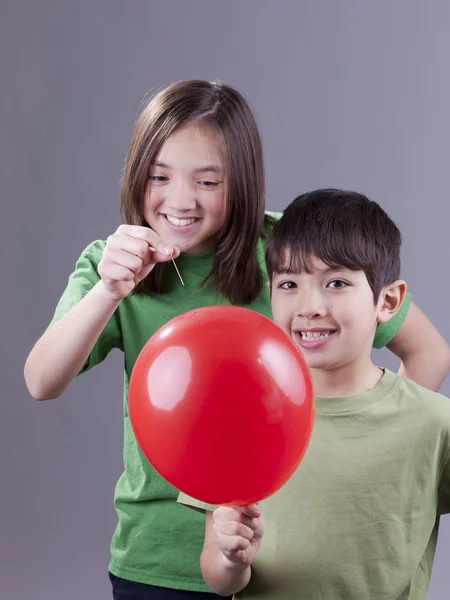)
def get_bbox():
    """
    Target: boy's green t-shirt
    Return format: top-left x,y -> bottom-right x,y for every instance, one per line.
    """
179,370 -> 450,599
50,222 -> 411,590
